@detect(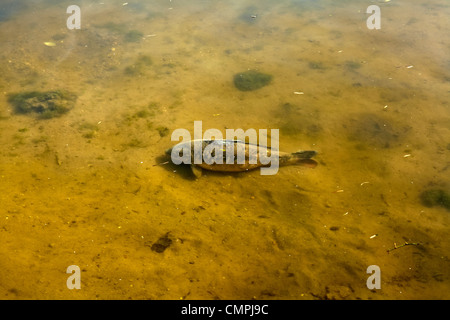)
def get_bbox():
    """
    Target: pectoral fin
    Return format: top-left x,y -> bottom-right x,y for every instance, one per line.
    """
190,164 -> 203,178
296,159 -> 318,168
